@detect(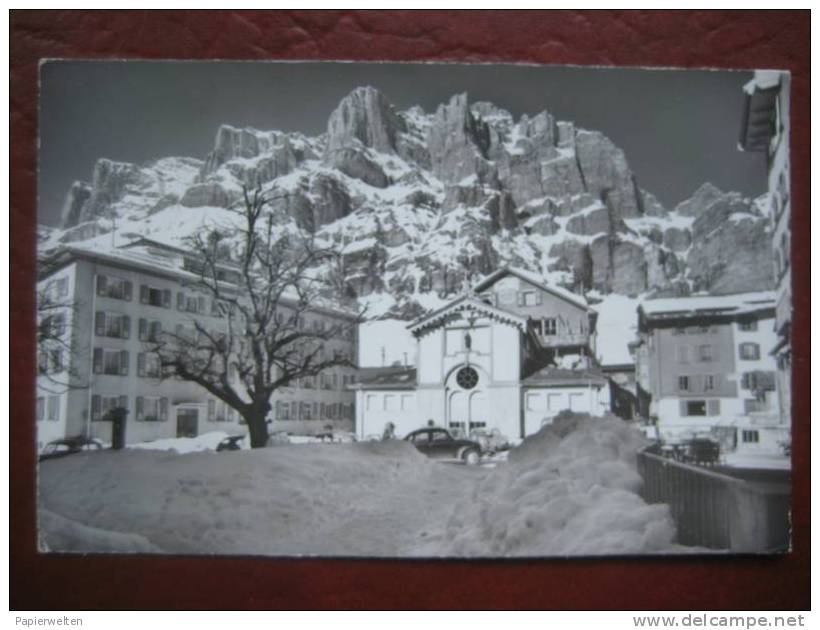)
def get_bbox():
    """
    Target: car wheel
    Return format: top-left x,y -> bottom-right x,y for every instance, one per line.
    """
463,449 -> 480,466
